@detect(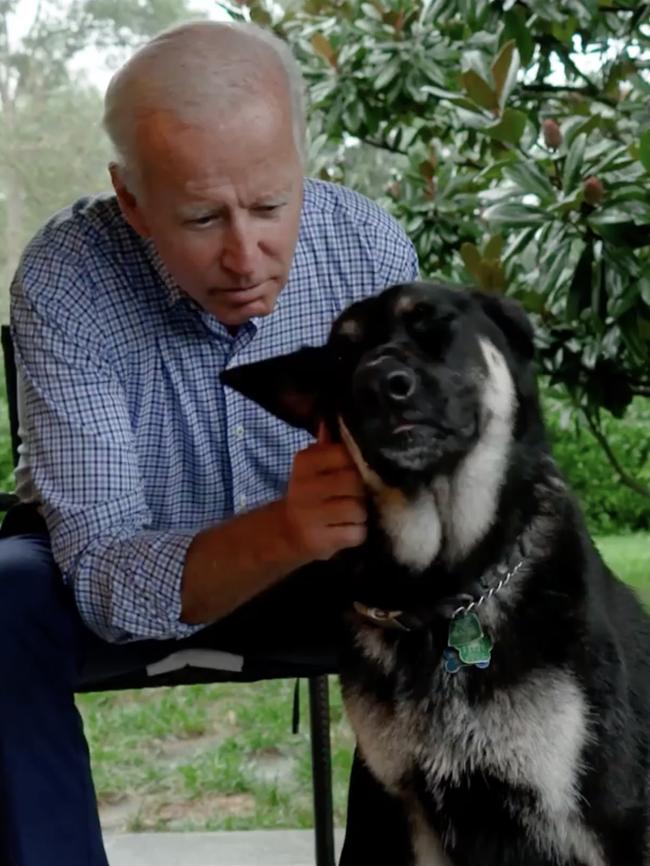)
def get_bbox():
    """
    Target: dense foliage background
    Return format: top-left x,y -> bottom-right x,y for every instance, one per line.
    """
1,0 -> 648,529
230,0 -> 650,510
